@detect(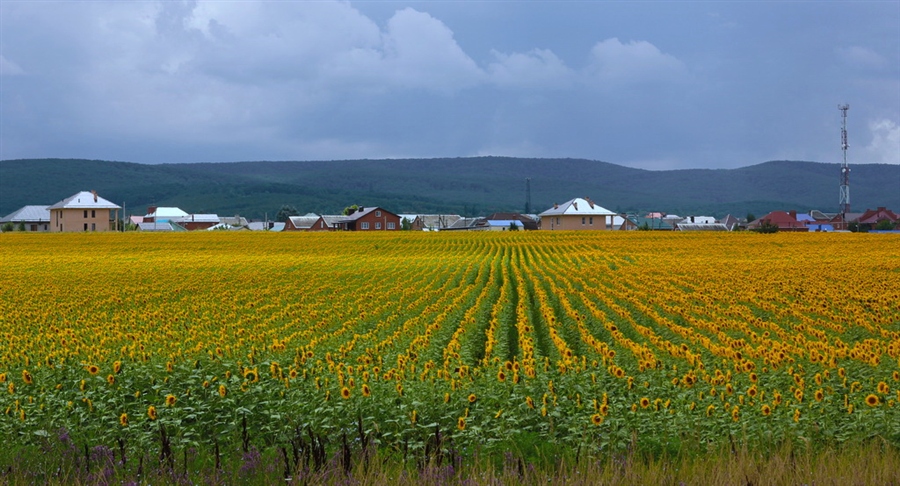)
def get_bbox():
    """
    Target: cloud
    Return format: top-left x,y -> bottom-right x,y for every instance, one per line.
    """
863,119 -> 900,165
487,49 -> 575,89
835,46 -> 888,71
0,55 -> 25,76
585,38 -> 687,85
